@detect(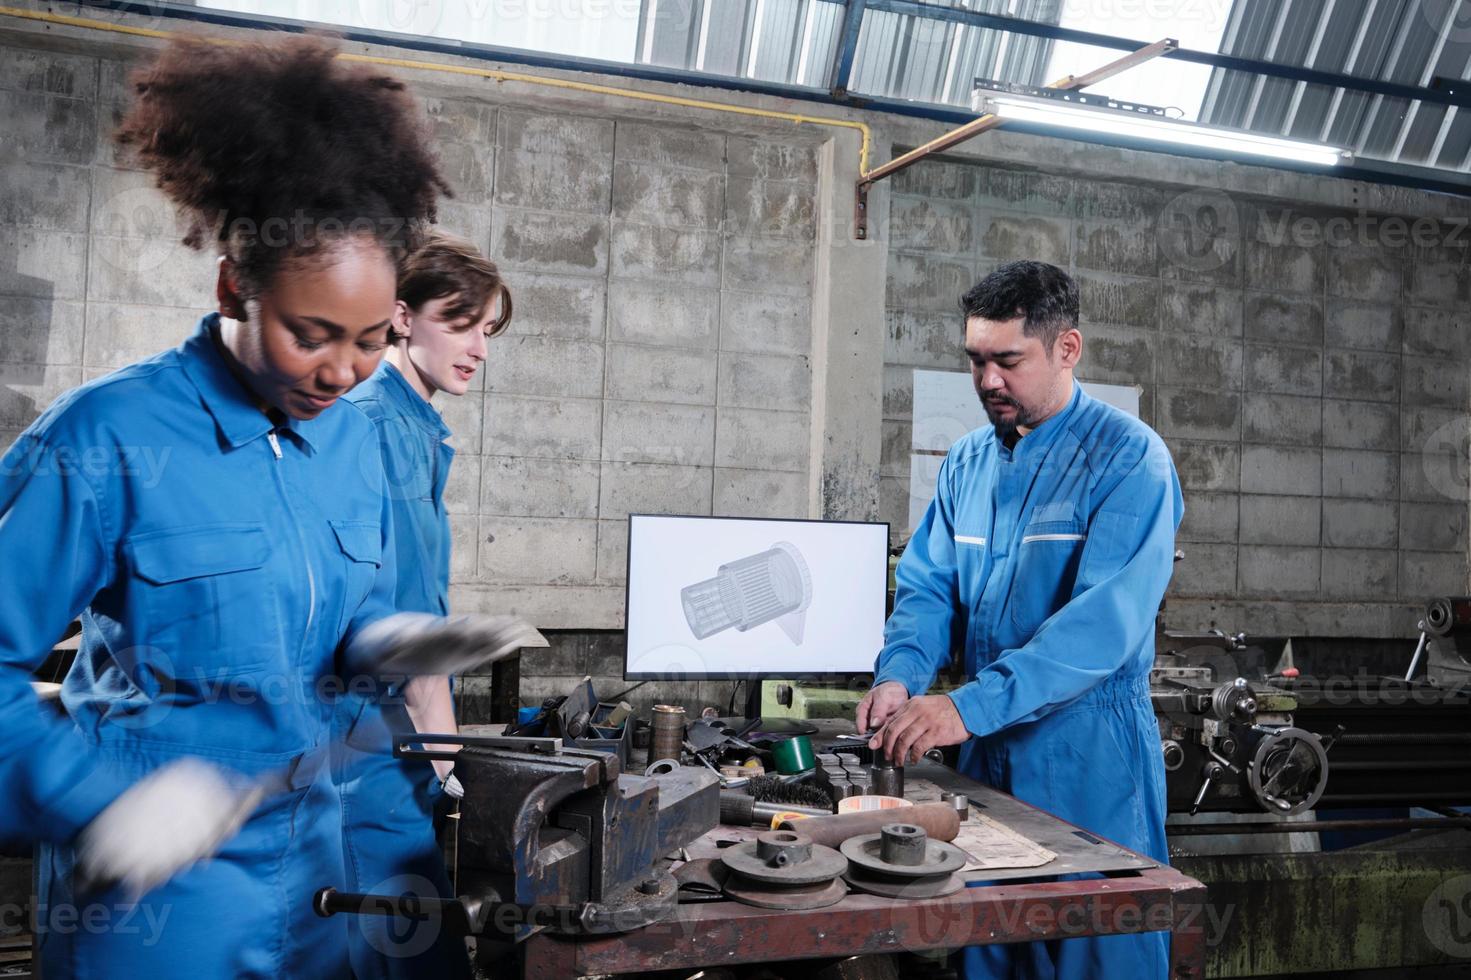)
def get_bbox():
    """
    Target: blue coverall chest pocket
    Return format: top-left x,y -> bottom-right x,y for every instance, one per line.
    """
1008,519 -> 1087,634
125,522 -> 275,668
331,520 -> 382,637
